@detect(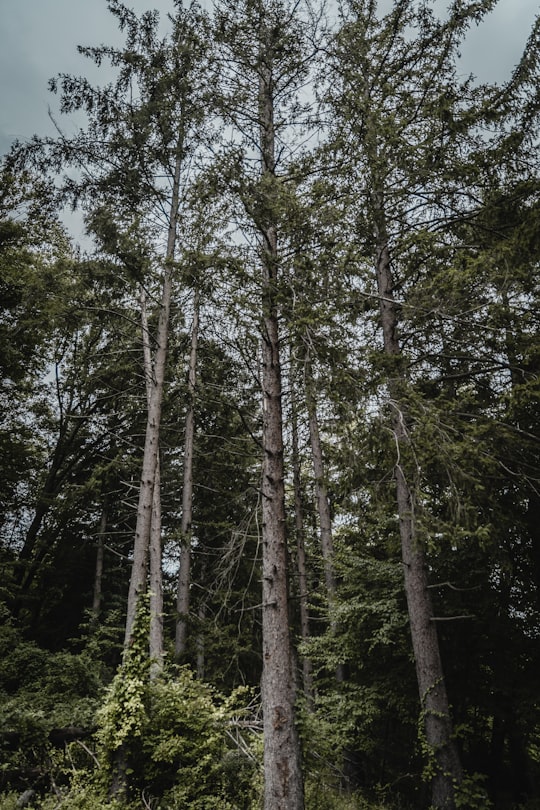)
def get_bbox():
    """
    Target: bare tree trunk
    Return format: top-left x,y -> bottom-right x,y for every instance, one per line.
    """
304,356 -> 335,600
304,352 -> 344,684
148,459 -> 164,674
91,507 -> 107,625
196,600 -> 206,679
373,202 -> 463,808
175,289 -> 199,658
259,28 -> 304,810
123,152 -> 182,648
140,287 -> 164,676
291,389 -> 314,703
